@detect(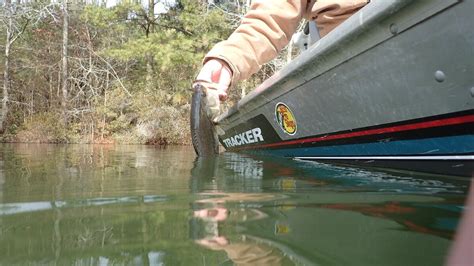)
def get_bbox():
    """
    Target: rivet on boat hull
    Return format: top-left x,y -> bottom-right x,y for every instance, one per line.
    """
389,23 -> 398,35
434,71 -> 445,82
